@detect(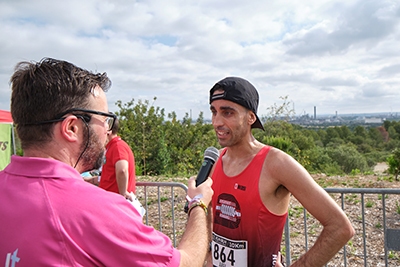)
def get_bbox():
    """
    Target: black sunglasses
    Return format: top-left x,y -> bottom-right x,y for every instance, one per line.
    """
26,108 -> 117,131
55,109 -> 117,131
